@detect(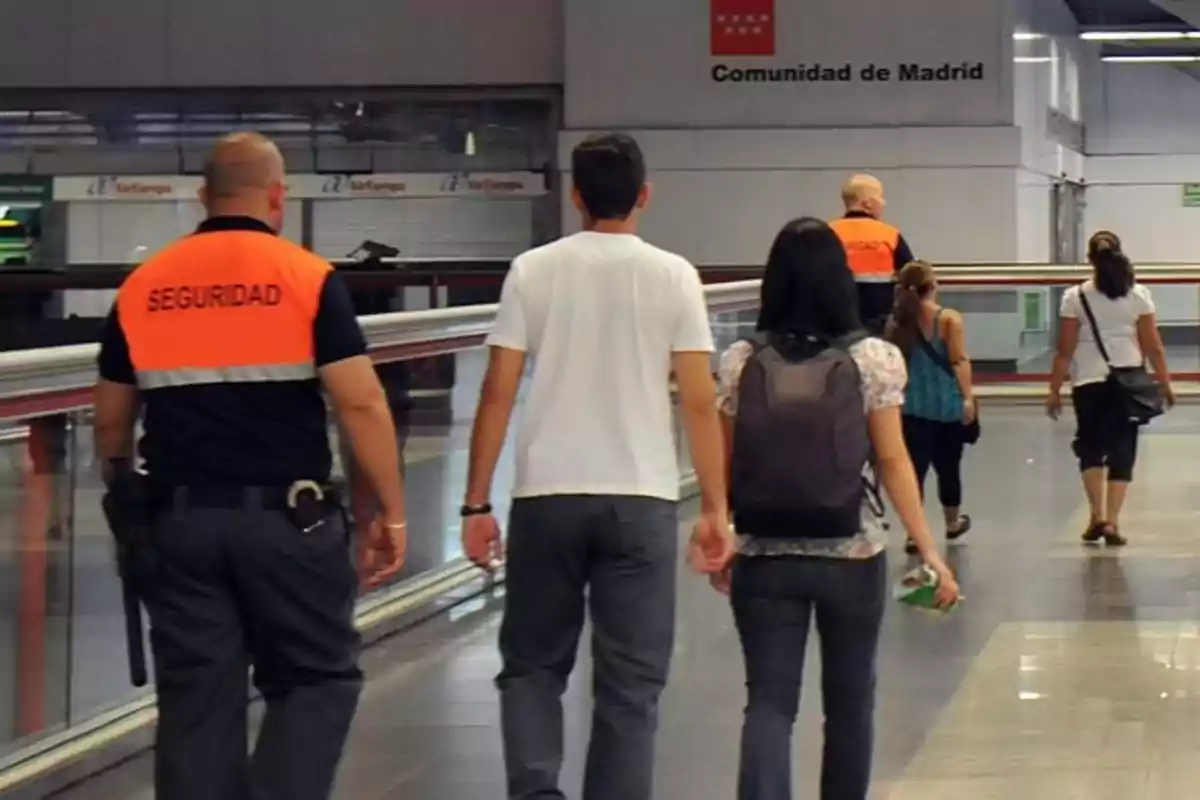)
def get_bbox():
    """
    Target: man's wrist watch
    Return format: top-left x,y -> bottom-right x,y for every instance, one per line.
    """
460,502 -> 493,518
